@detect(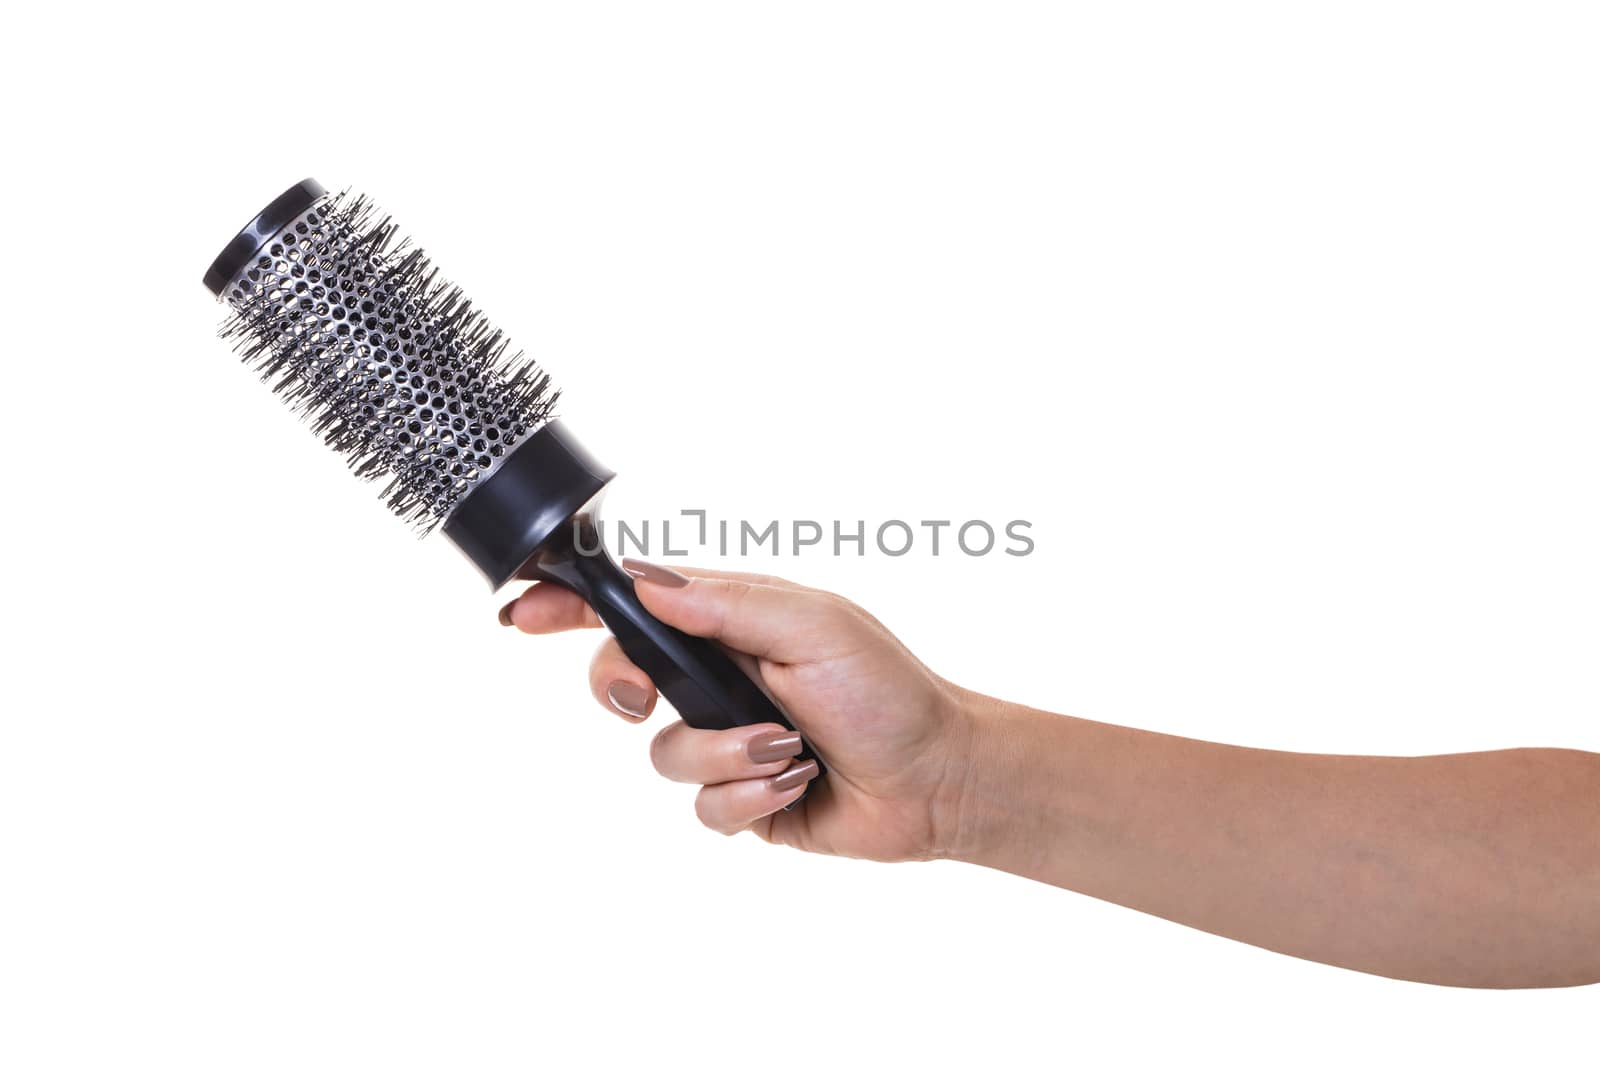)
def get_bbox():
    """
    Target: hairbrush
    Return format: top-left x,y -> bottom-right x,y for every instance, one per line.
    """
202,178 -> 821,782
